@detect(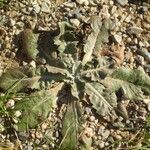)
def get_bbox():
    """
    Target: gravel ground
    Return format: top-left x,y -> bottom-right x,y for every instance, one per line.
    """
0,0 -> 150,149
